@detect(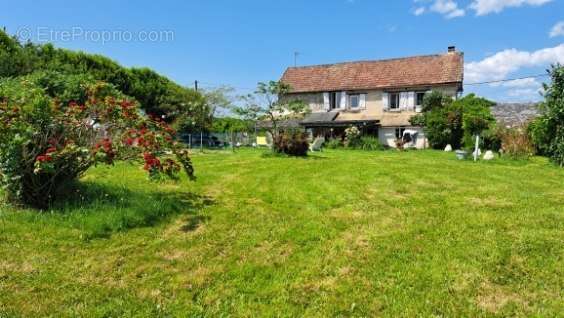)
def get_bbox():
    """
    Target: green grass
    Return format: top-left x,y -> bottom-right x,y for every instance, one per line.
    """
1,149 -> 563,317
